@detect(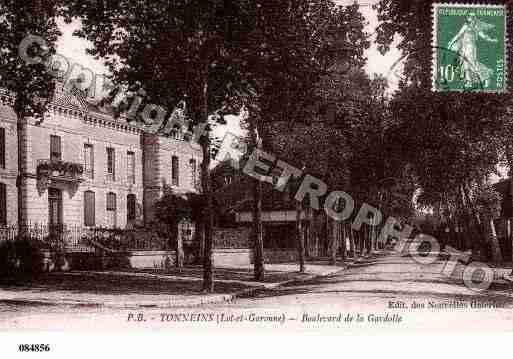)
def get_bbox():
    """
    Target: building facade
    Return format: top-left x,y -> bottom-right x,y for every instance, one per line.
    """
0,87 -> 202,229
0,95 -> 18,227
